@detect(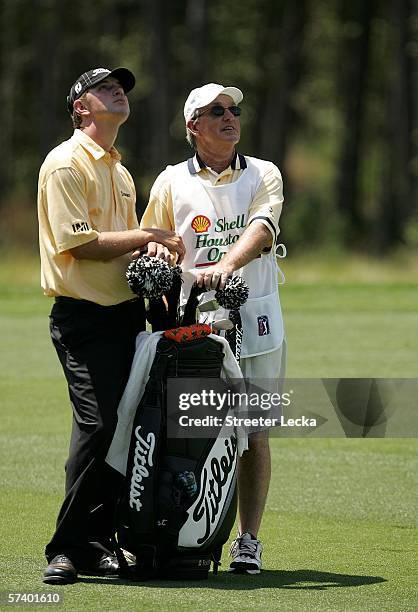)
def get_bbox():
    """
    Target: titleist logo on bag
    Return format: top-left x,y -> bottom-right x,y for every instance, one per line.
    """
129,425 -> 155,511
178,434 -> 237,547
